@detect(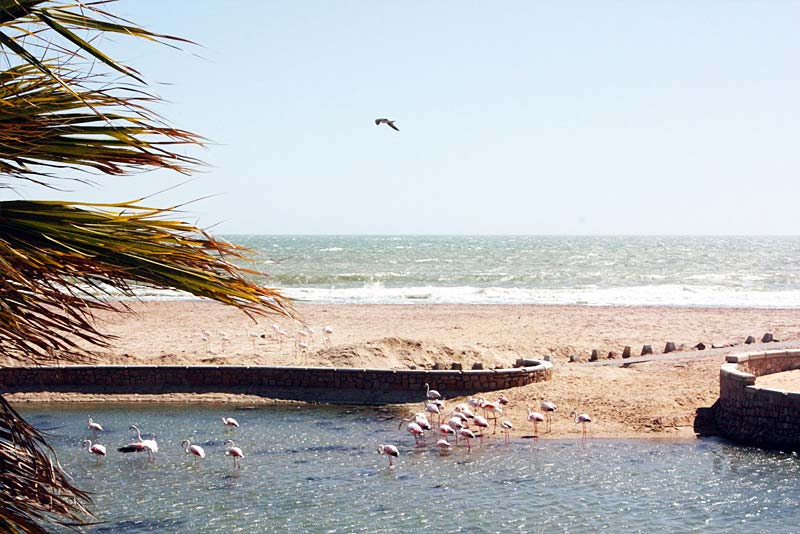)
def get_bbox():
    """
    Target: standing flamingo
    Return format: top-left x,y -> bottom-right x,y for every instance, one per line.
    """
571,411 -> 592,441
412,413 -> 432,431
424,383 -> 442,401
458,428 -> 477,451
436,438 -> 452,455
541,400 -> 557,433
424,402 -> 441,425
200,330 -> 211,353
473,415 -> 489,442
500,420 -> 514,443
222,417 -> 239,429
322,325 -> 334,348
82,439 -> 106,463
480,399 -> 503,434
527,408 -> 545,441
181,440 -> 206,463
377,444 -> 399,467
224,439 -> 244,468
497,393 -> 509,406
399,420 -> 426,446
118,425 -> 158,461
87,417 -> 104,434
